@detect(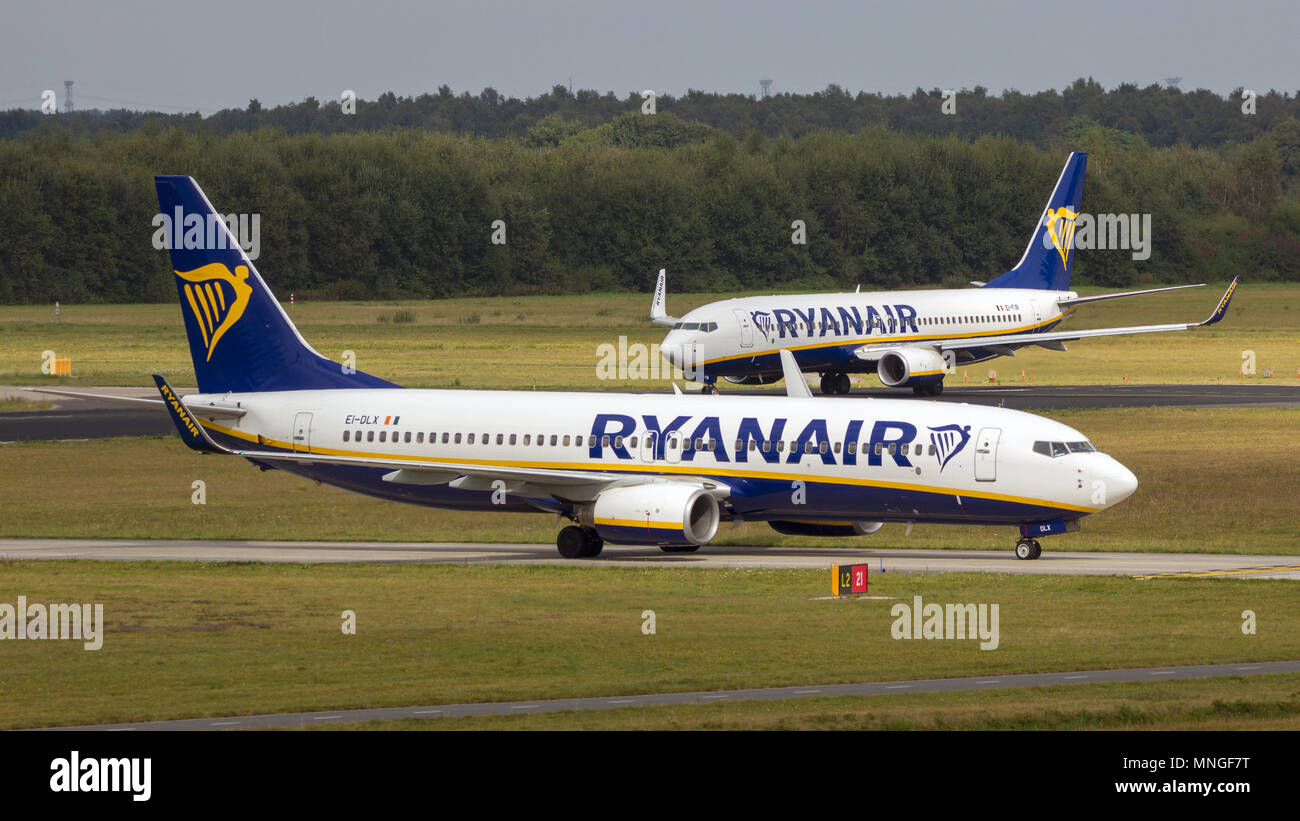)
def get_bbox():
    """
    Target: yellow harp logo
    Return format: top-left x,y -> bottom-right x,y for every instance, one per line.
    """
1045,207 -> 1078,268
176,263 -> 253,362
